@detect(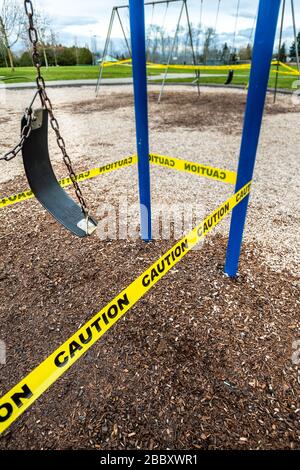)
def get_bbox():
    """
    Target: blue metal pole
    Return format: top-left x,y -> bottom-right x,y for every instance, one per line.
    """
129,0 -> 152,241
224,0 -> 281,277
